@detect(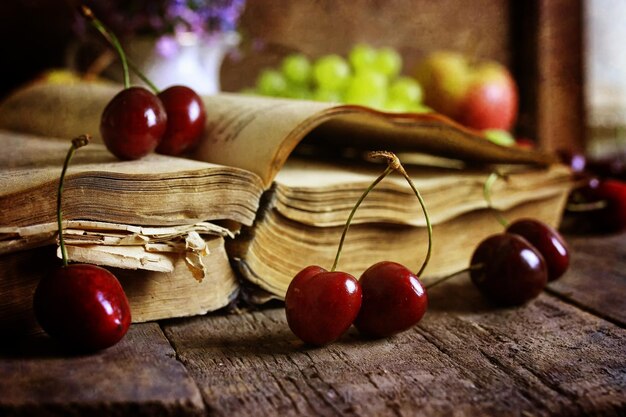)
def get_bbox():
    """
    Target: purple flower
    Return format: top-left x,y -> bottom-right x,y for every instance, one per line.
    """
77,0 -> 246,40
